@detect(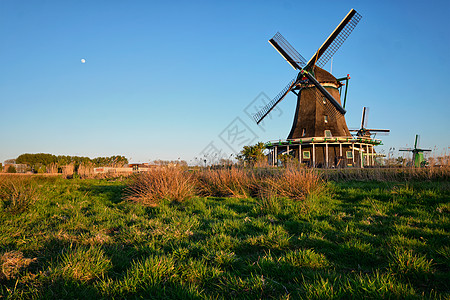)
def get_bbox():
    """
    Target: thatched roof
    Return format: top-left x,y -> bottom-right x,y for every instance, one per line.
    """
313,66 -> 339,85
